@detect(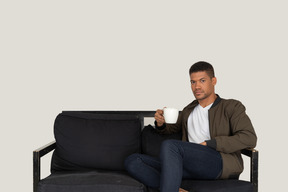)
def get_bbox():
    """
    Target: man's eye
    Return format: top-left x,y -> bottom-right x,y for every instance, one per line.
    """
190,81 -> 195,84
201,79 -> 205,83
